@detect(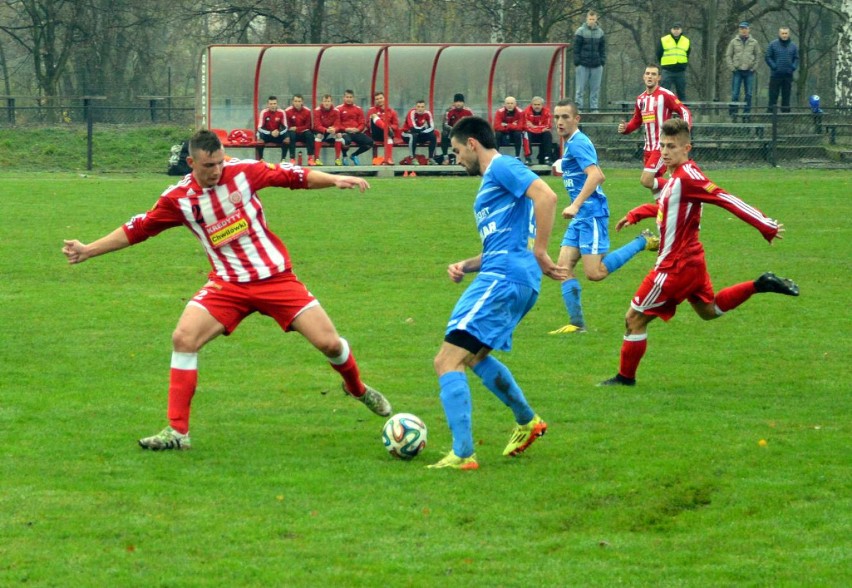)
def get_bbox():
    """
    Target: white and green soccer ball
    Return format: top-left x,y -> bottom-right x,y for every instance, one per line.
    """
382,413 -> 427,460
